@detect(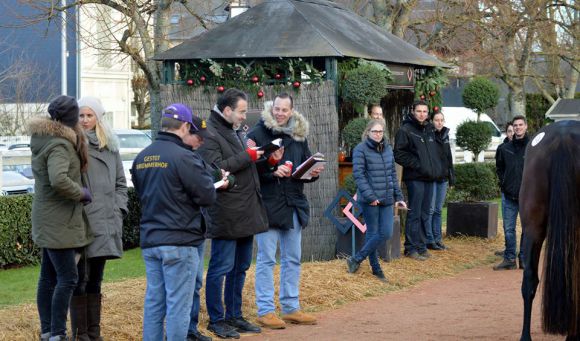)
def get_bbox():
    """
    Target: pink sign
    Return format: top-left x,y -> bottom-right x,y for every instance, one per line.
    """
342,194 -> 366,233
